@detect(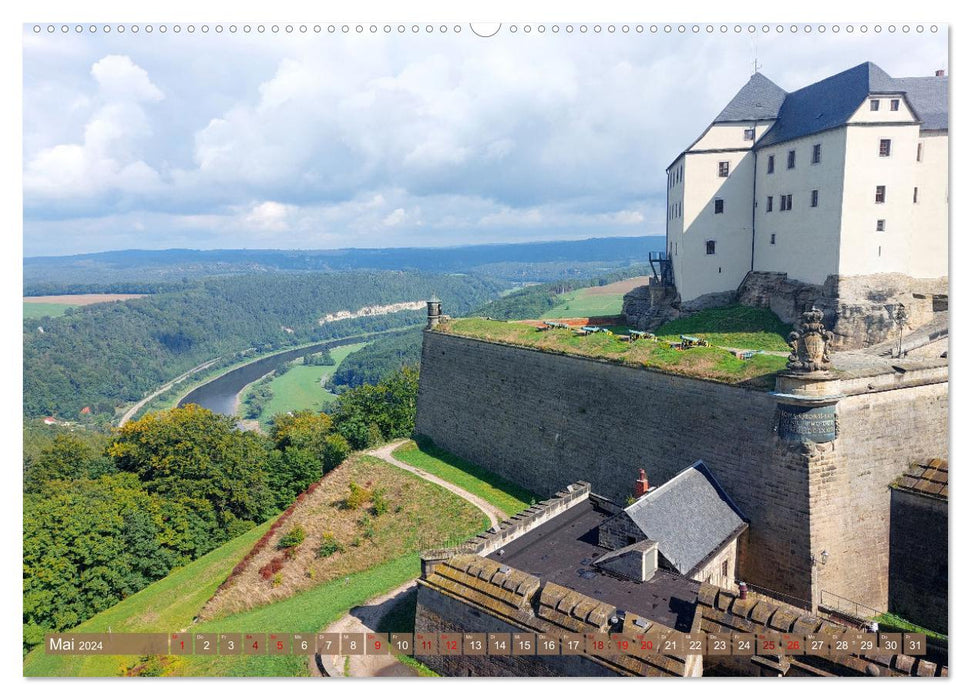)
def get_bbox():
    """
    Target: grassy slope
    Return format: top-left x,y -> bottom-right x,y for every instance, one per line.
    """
442,316 -> 788,389
24,520 -> 273,677
392,440 -> 537,517
540,289 -> 624,319
23,302 -> 76,319
248,342 -> 366,422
